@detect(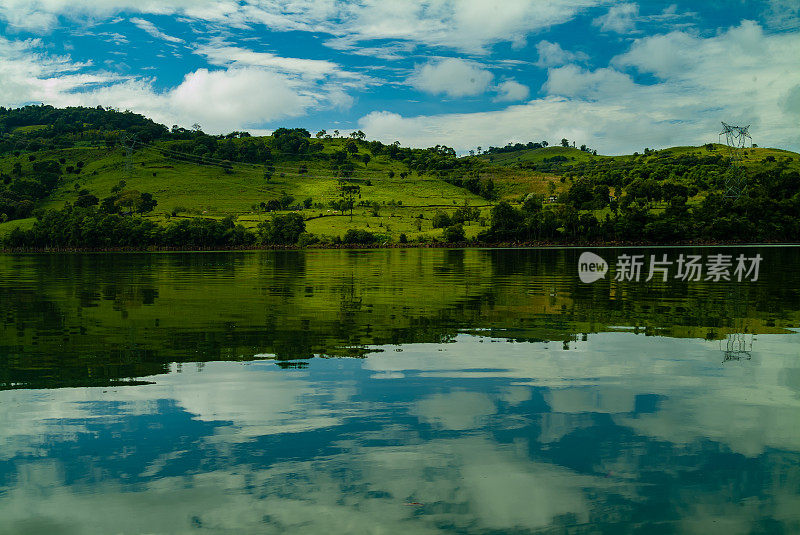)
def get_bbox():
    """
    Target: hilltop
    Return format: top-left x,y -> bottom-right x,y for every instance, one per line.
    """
1,105 -> 798,248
